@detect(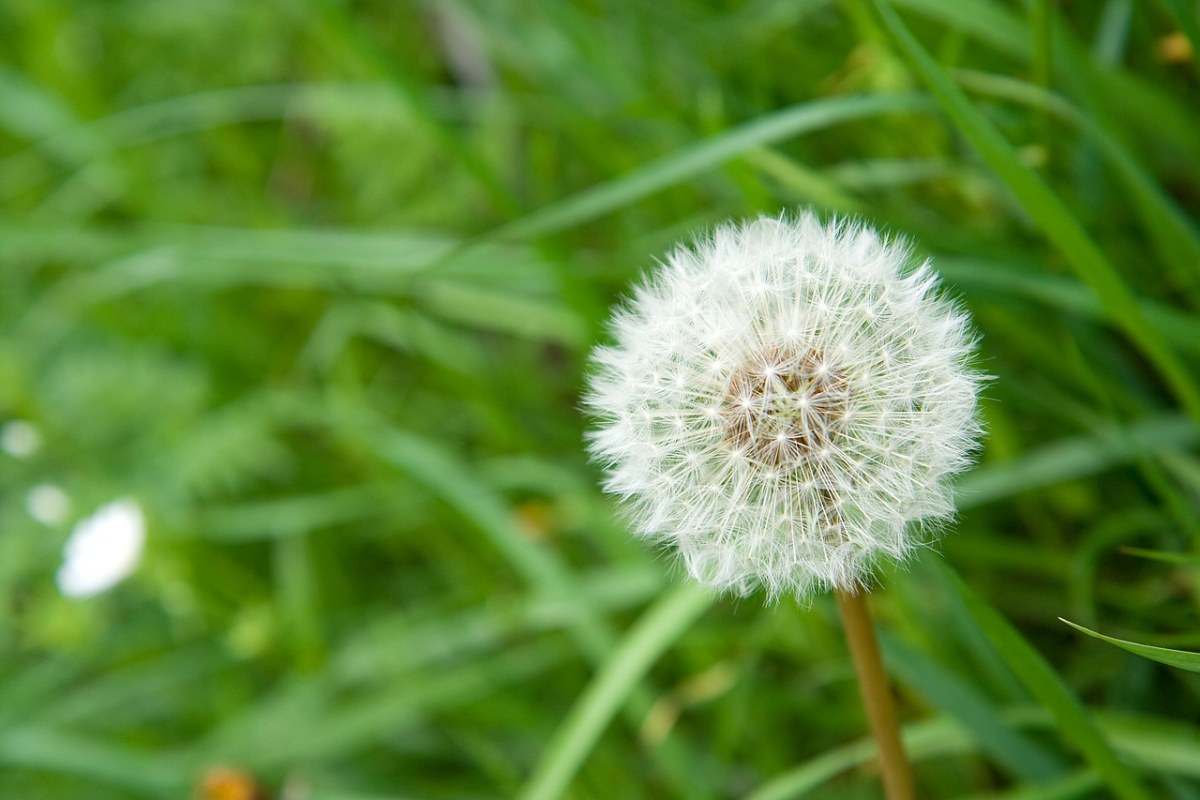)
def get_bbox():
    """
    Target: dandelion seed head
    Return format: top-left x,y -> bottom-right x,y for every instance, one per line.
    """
584,212 -> 983,600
